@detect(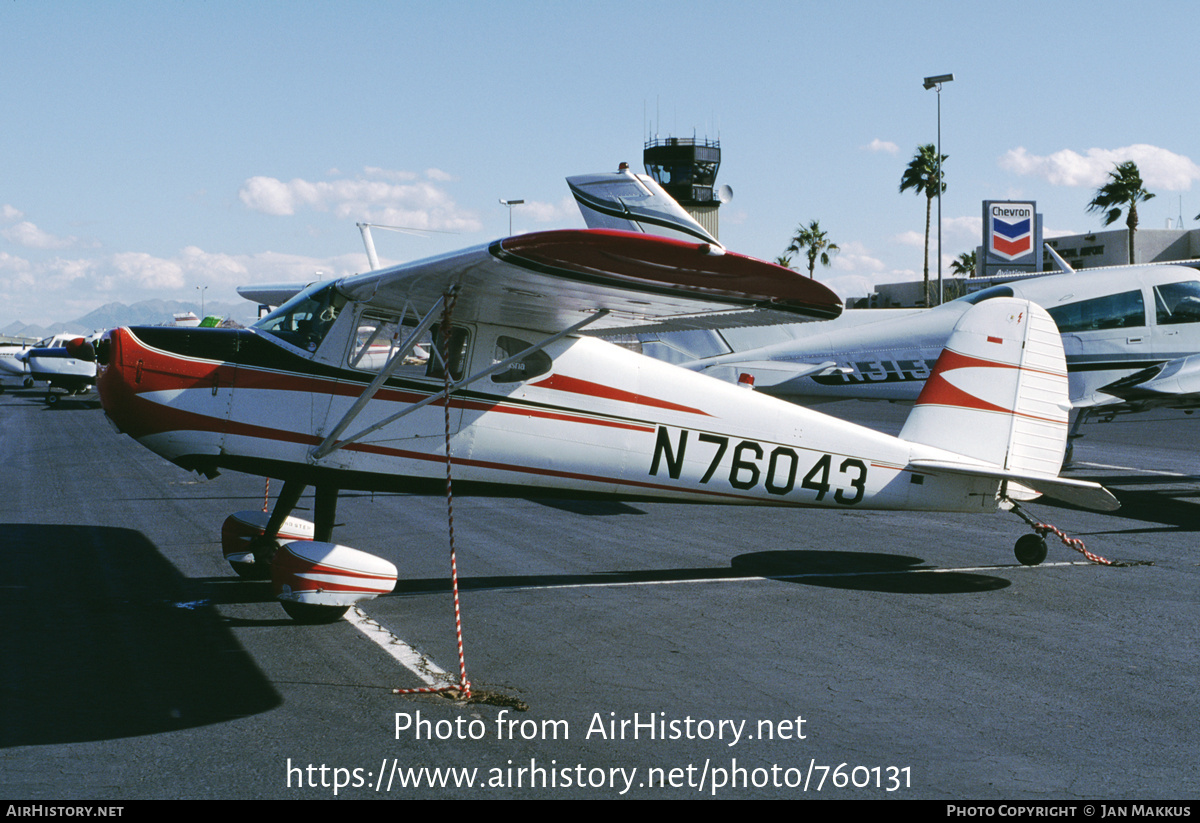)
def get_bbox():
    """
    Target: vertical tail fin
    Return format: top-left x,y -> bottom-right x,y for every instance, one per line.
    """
899,297 -> 1069,475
